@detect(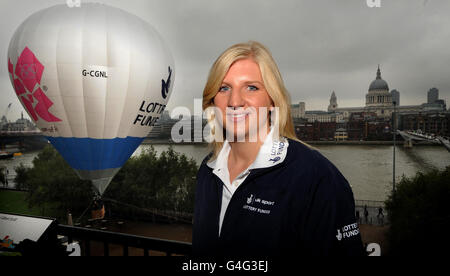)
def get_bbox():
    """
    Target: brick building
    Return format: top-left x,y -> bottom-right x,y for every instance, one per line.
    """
294,112 -> 393,141
399,112 -> 450,137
